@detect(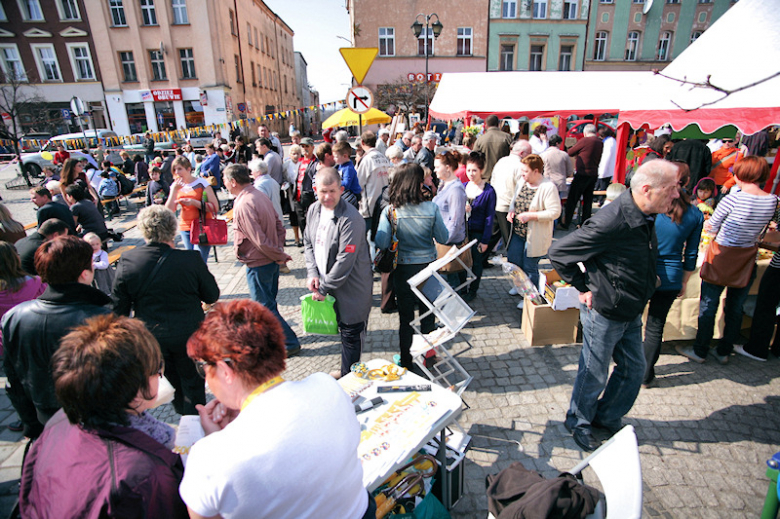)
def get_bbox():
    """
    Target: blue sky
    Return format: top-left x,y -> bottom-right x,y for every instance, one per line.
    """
264,0 -> 353,105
